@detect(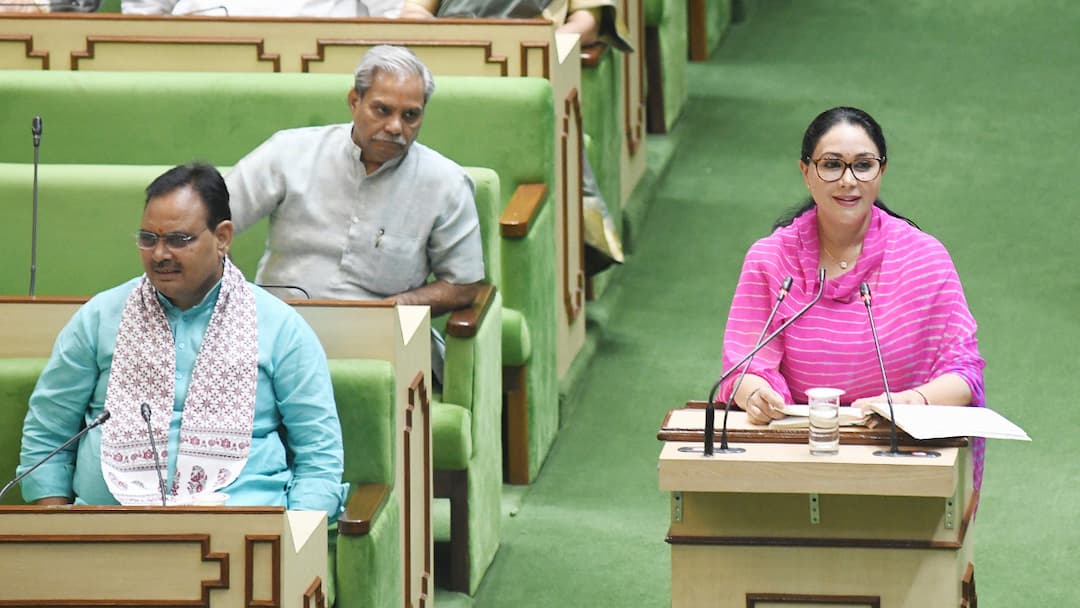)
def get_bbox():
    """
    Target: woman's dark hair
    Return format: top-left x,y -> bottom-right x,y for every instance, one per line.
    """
144,161 -> 231,229
774,106 -> 918,230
